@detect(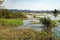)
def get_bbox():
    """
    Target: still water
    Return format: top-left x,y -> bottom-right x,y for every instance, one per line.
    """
18,14 -> 60,38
